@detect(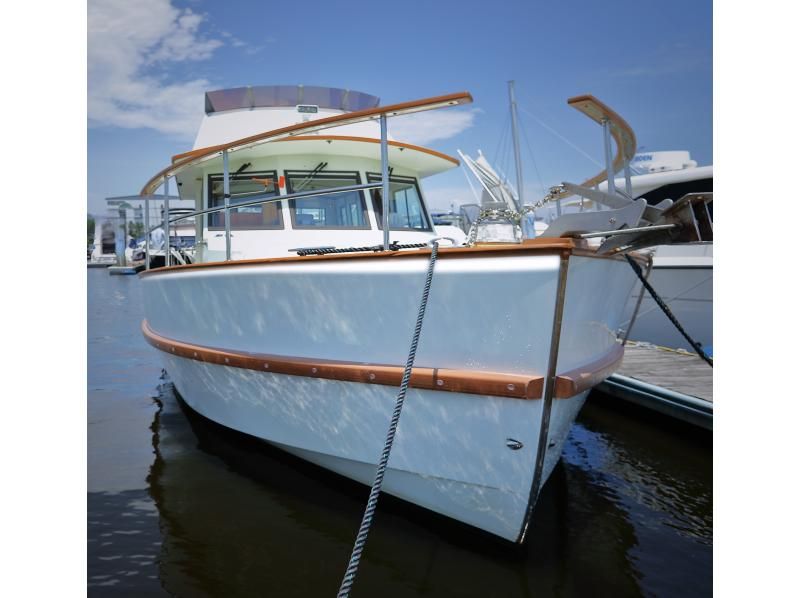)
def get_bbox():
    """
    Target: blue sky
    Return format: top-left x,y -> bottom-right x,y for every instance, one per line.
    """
87,0 -> 712,215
